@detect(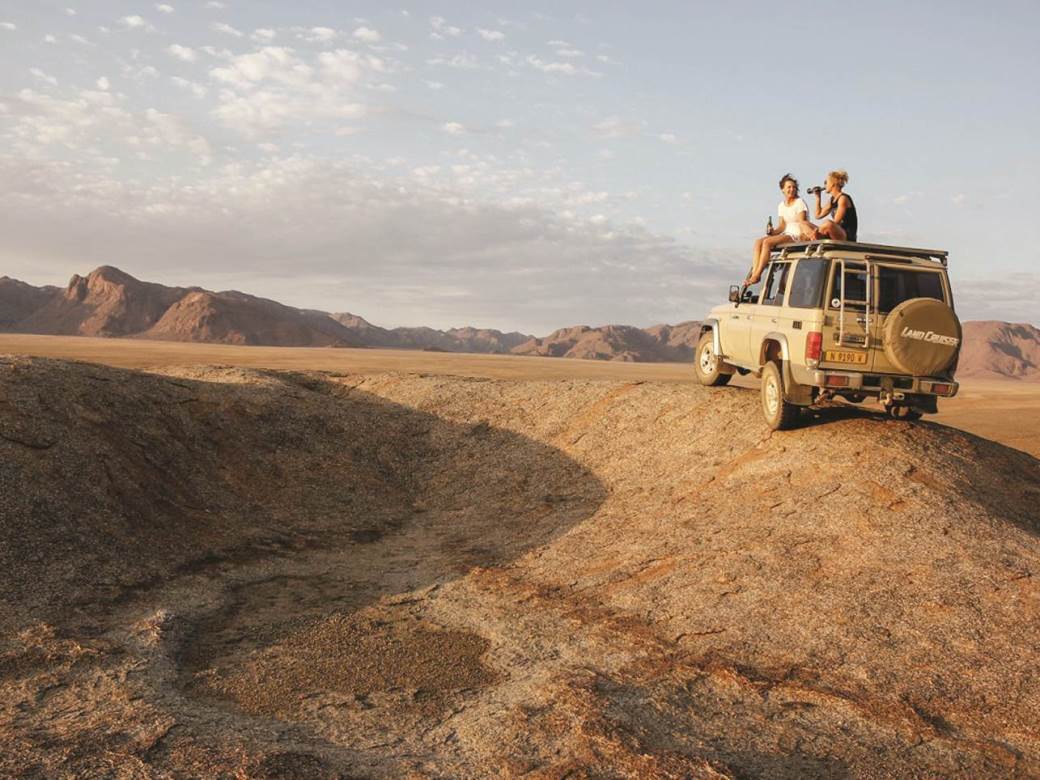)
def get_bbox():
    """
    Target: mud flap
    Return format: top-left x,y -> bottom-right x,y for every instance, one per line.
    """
782,361 -> 814,406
